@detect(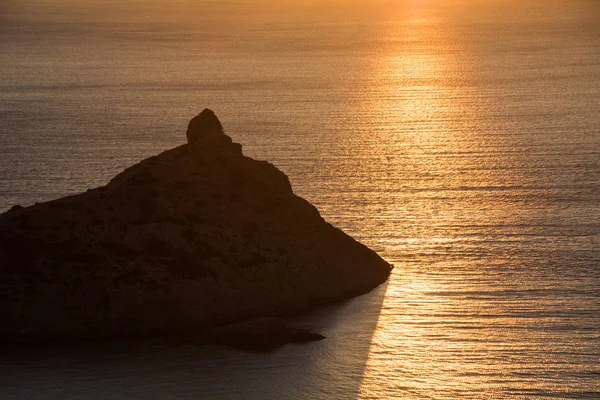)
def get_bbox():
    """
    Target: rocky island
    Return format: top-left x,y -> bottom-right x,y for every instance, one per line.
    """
0,110 -> 392,345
